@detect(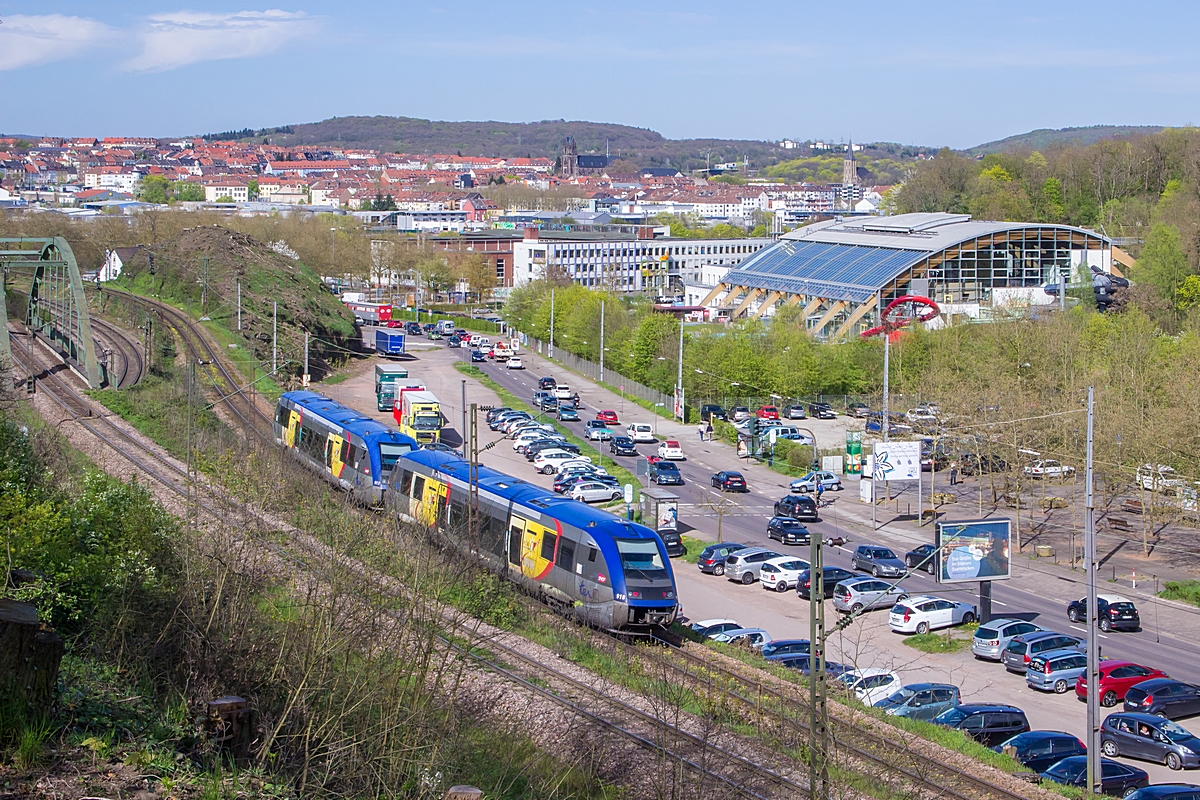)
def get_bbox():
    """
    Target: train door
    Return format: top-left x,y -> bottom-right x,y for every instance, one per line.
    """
507,517 -> 525,576
326,433 -> 348,479
517,518 -> 556,581
285,410 -> 302,448
412,474 -> 448,527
